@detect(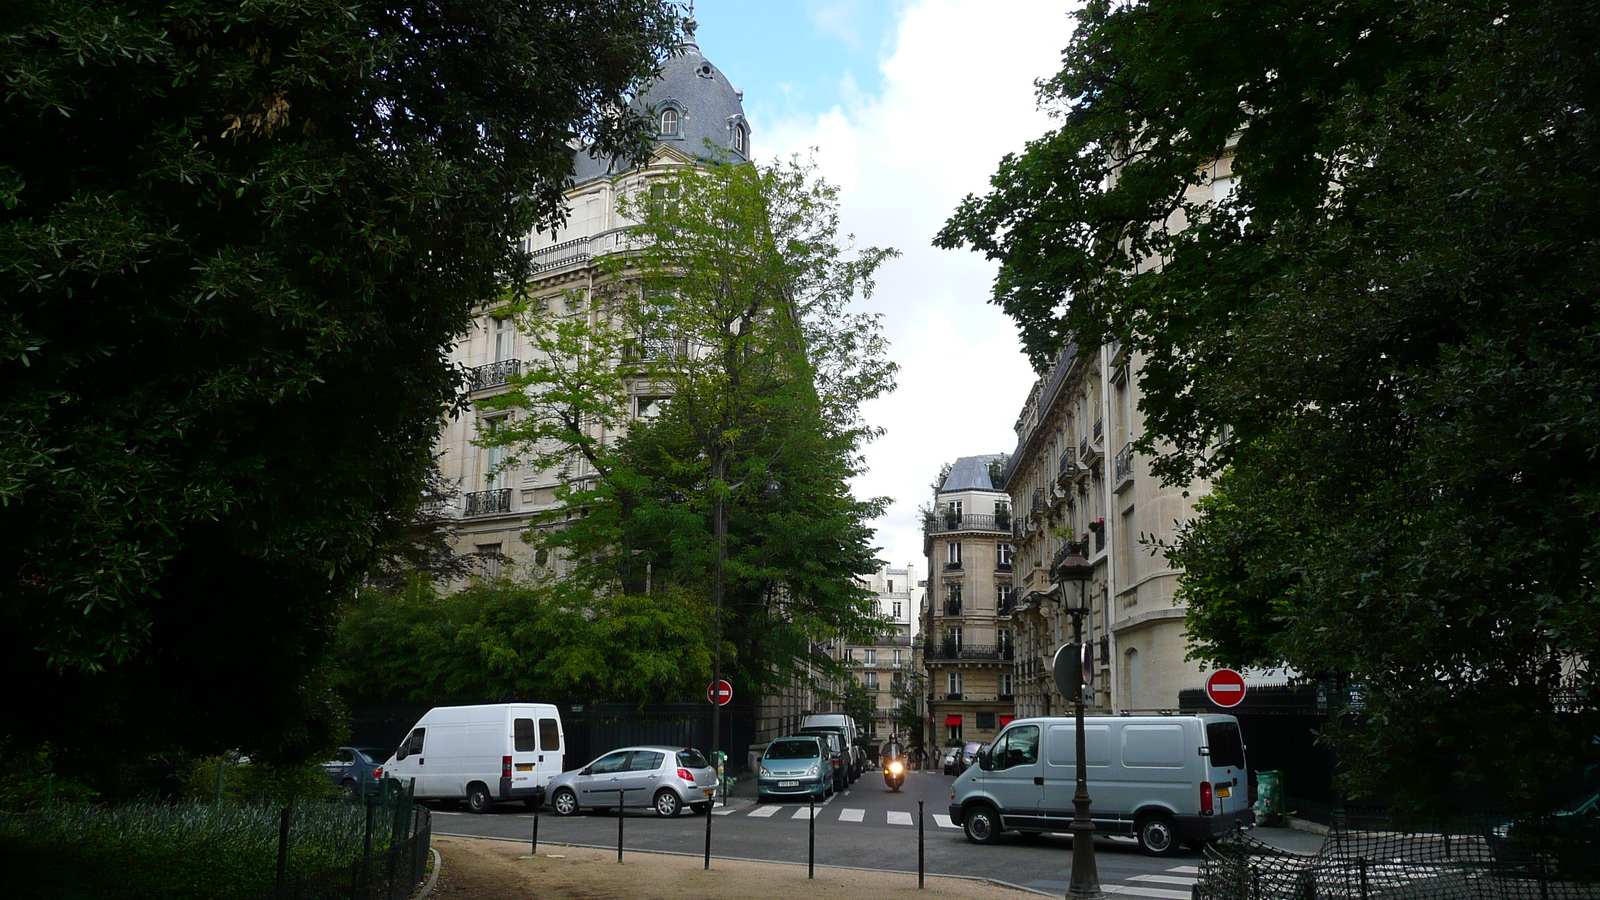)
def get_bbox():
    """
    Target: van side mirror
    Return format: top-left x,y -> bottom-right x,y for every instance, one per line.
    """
977,749 -> 993,771
396,746 -> 408,761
